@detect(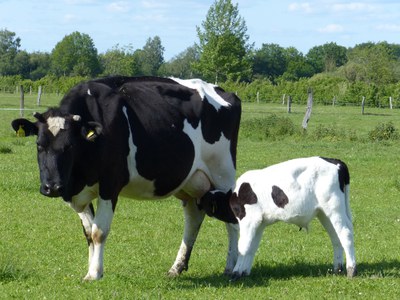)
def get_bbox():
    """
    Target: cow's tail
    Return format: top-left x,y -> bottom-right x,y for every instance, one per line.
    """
344,184 -> 352,222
